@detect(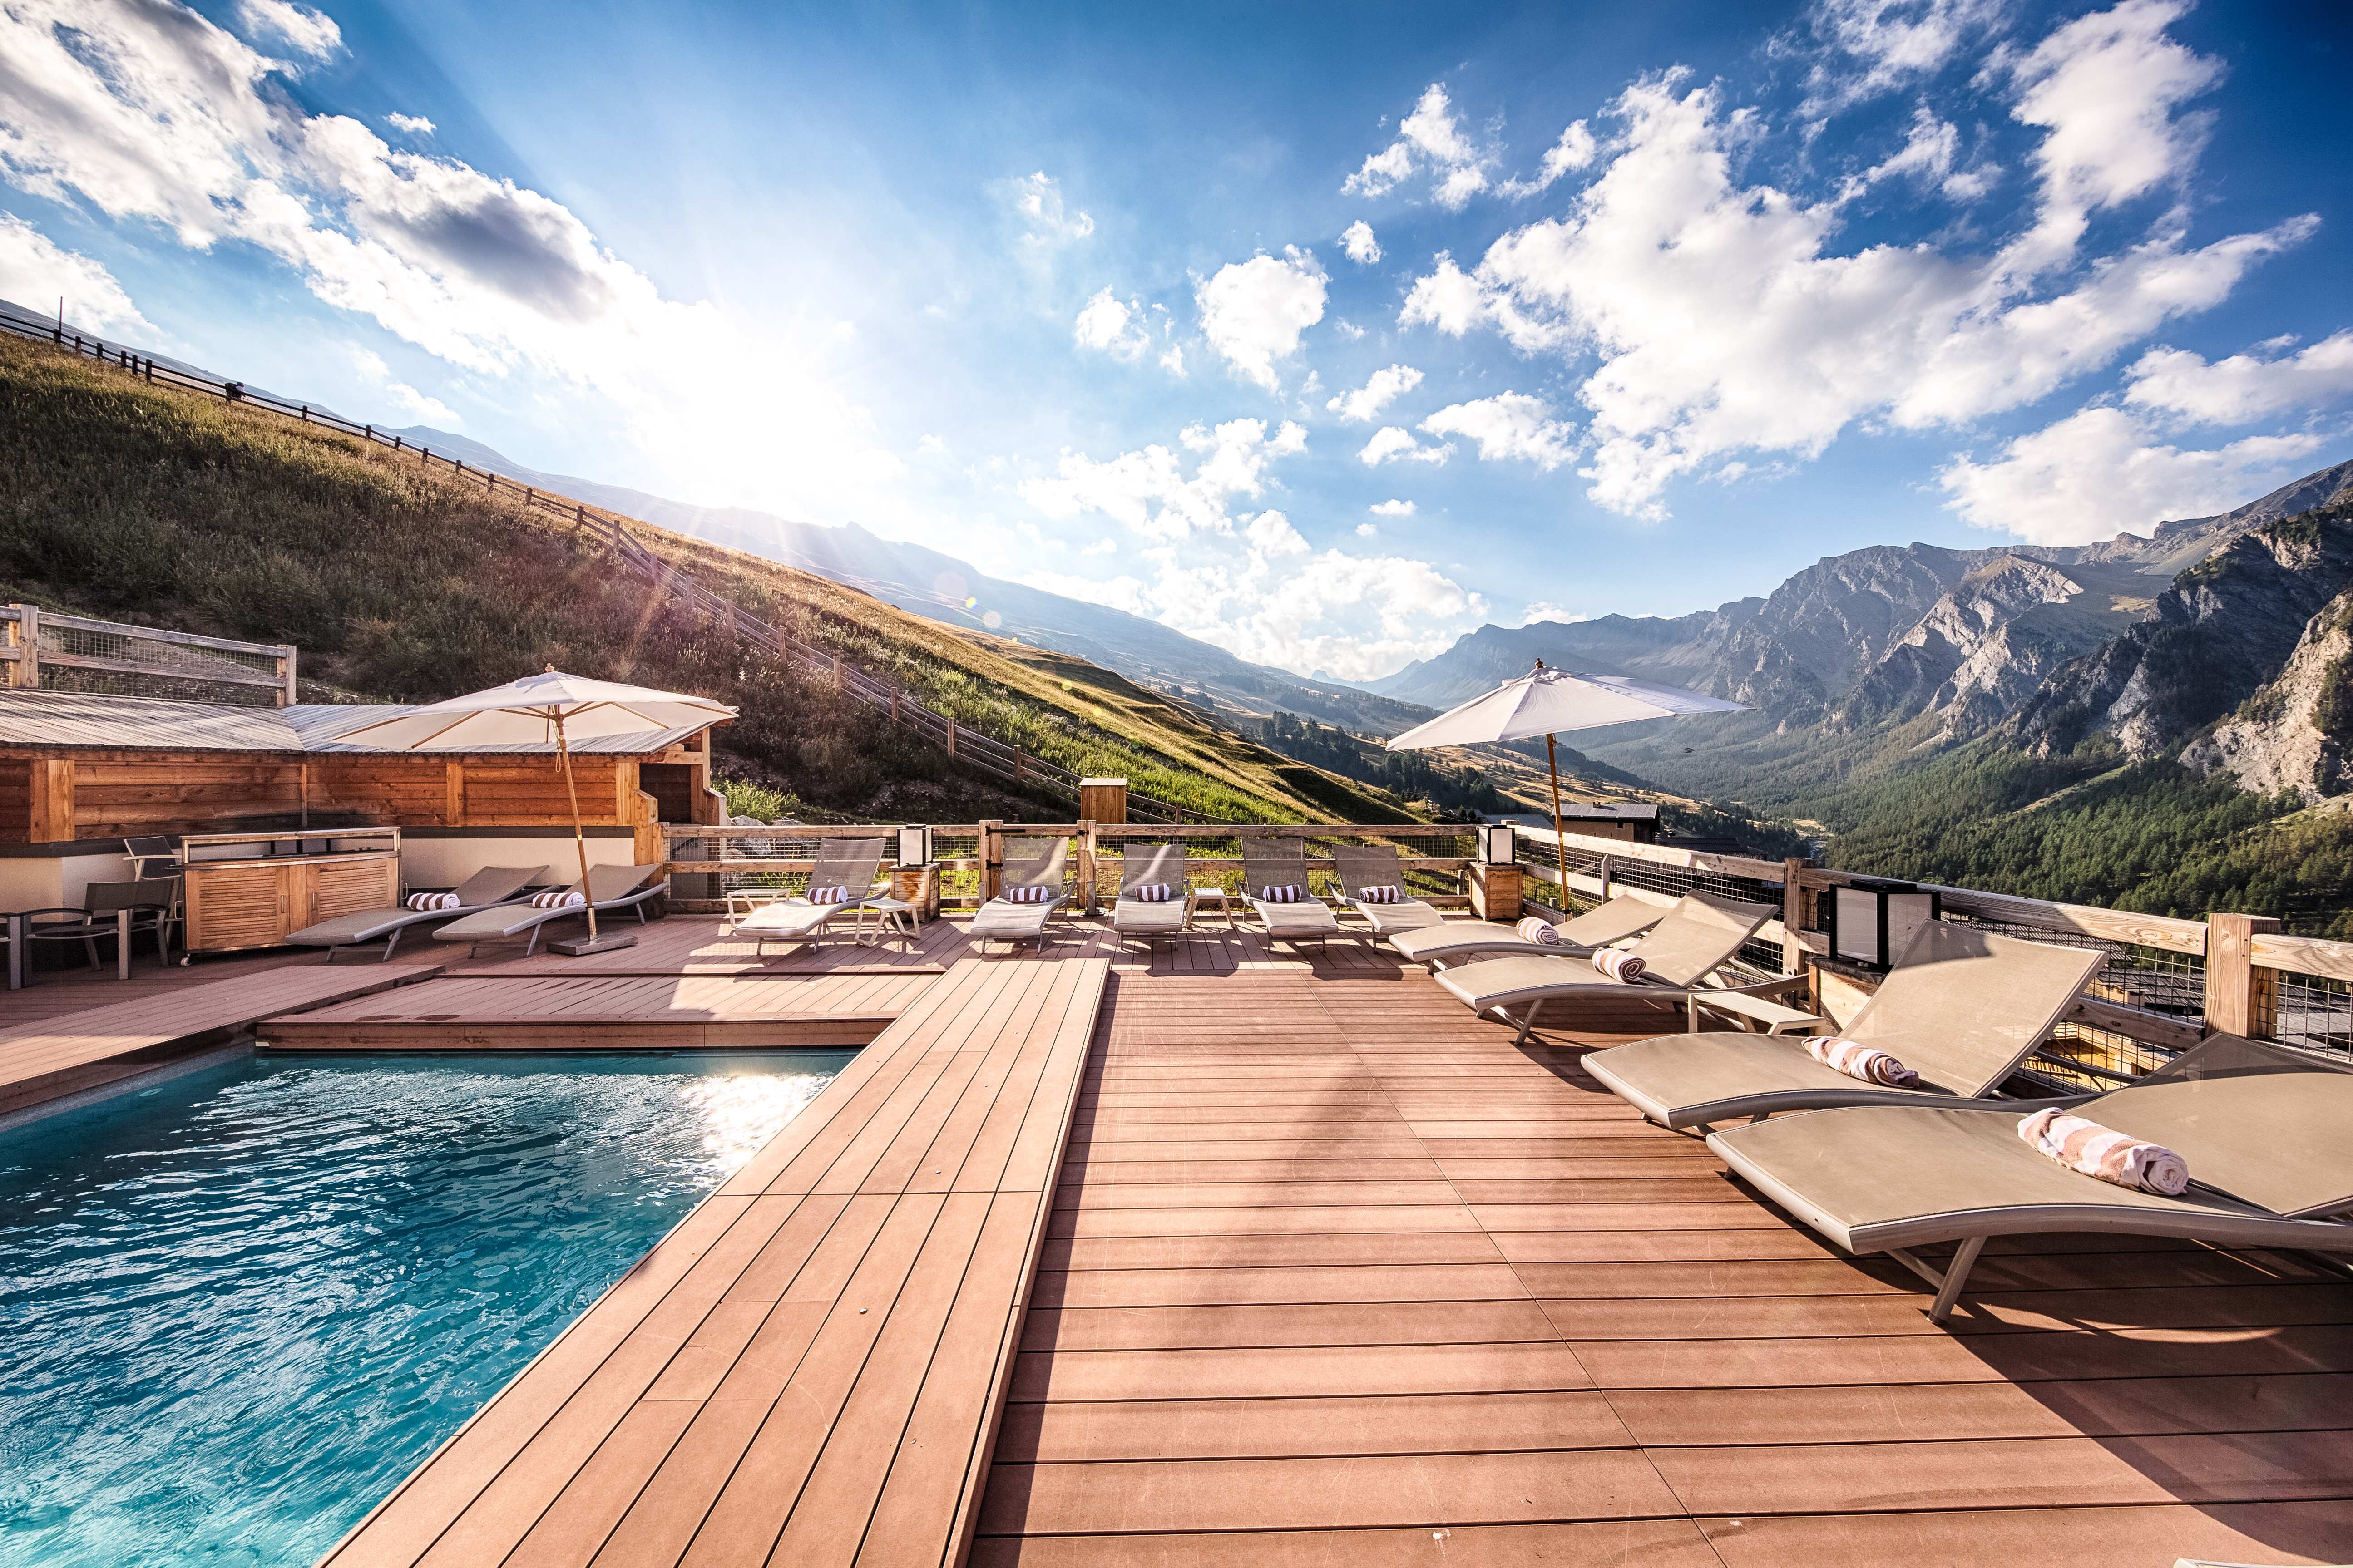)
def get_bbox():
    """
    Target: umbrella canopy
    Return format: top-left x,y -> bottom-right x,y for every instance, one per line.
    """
1386,664 -> 1744,750
338,671 -> 735,948
336,670 -> 734,751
